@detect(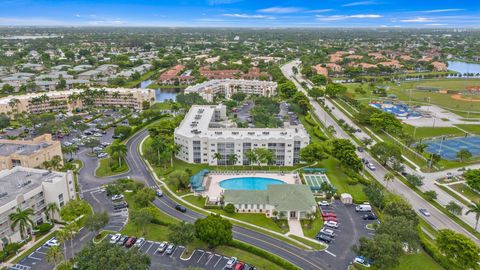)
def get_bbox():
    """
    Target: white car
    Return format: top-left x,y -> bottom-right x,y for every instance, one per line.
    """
156,241 -> 168,253
354,256 -> 371,267
63,142 -> 73,146
419,208 -> 431,217
111,194 -> 124,201
97,153 -> 108,159
226,257 -> 237,269
367,163 -> 376,171
320,227 -> 335,237
109,233 -> 121,244
325,221 -> 339,229
318,200 -> 330,206
45,237 -> 60,247
134,237 -> 145,248
94,133 -> 103,137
